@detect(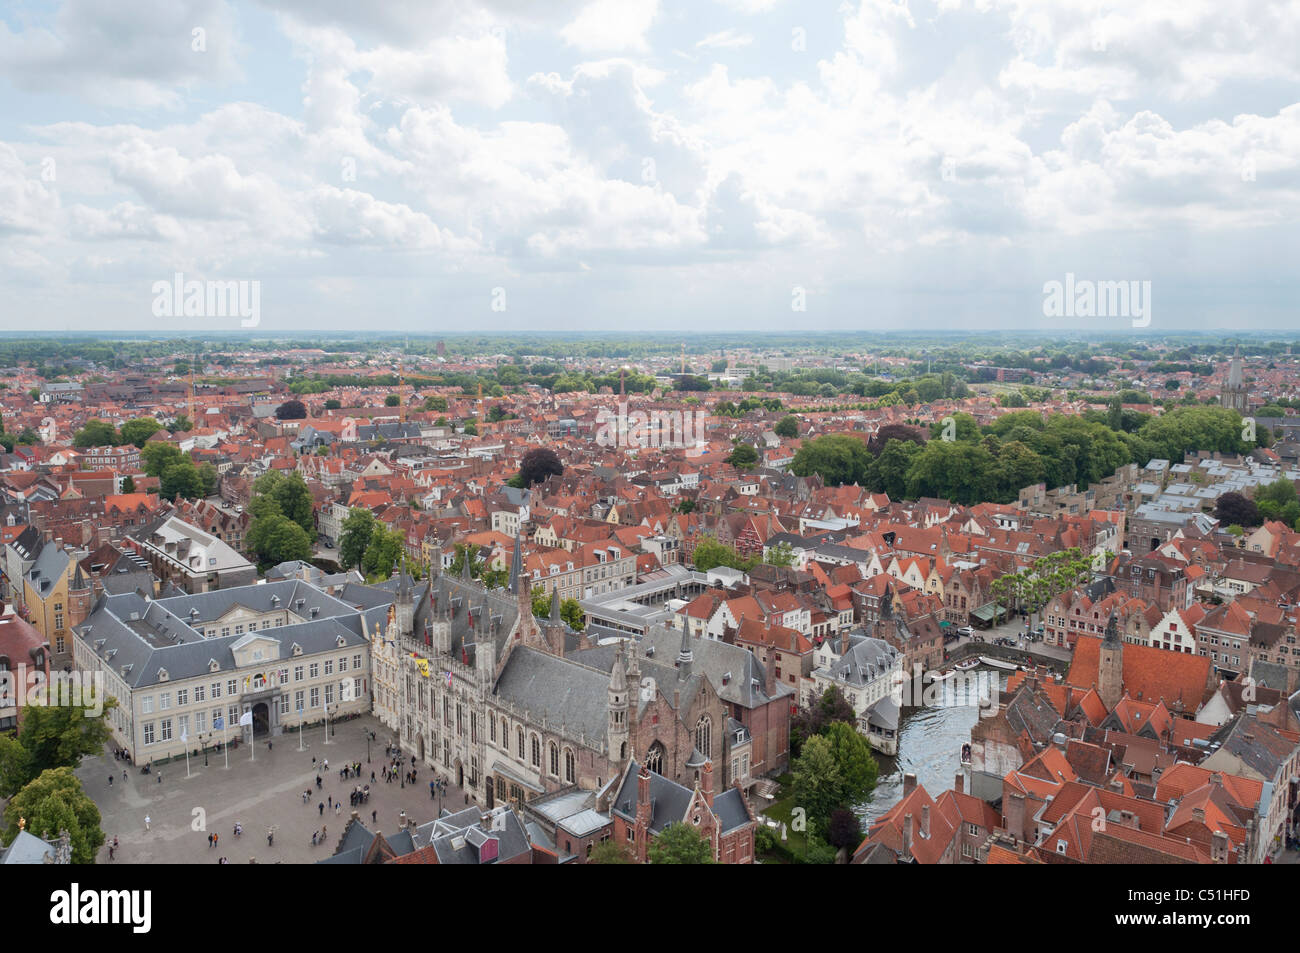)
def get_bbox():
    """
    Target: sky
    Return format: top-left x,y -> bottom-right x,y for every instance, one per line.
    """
1,0 -> 1298,336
